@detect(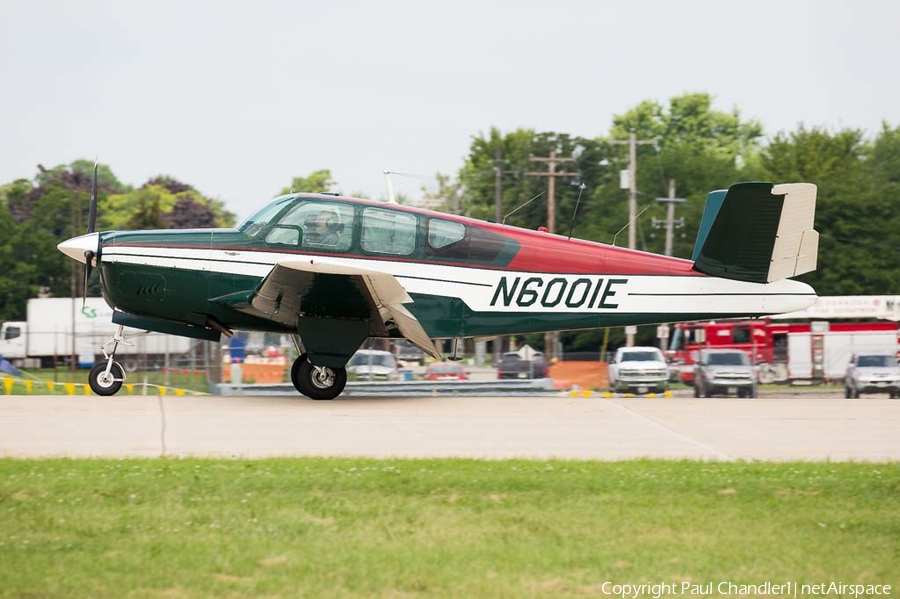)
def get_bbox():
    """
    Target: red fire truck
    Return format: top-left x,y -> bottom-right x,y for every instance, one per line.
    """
666,319 -> 899,384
